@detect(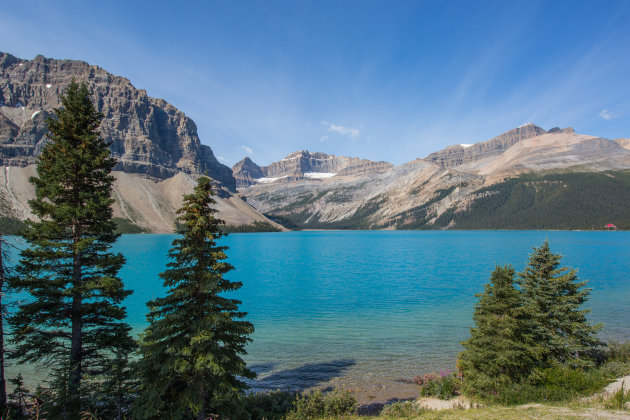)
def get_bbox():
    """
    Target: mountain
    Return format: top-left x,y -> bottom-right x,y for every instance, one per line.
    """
0,52 -> 282,233
232,150 -> 393,187
0,52 -> 234,188
236,125 -> 630,230
425,123 -> 547,168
